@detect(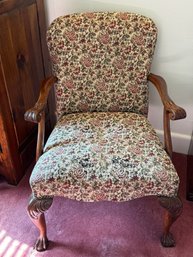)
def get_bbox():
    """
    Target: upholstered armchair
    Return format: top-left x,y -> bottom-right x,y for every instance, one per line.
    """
25,12 -> 186,251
